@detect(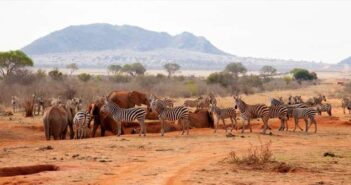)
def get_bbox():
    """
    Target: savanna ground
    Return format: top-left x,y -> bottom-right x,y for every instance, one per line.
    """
0,72 -> 351,185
